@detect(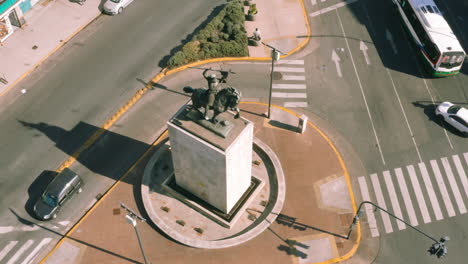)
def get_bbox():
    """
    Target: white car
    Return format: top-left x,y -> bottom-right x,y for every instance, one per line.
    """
435,101 -> 468,134
103,0 -> 134,15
